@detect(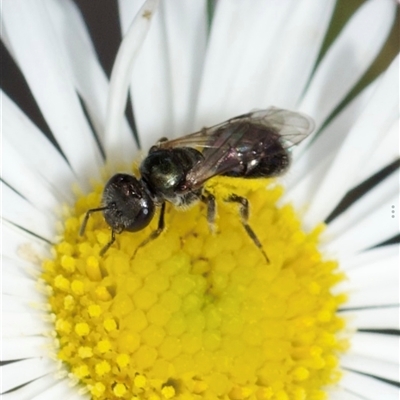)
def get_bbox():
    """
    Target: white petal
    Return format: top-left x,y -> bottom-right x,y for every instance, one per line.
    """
43,0 -> 110,145
325,169 -> 399,241
1,359 -> 57,395
341,353 -> 398,385
194,0 -> 296,128
350,332 -> 399,364
322,194 -> 398,257
337,255 -> 398,291
303,55 -> 399,226
334,249 -> 399,307
329,388 -> 369,400
340,307 -> 399,330
2,222 -> 51,263
281,152 -> 334,211
2,336 -> 53,360
338,244 -> 398,270
118,0 -> 145,33
2,294 -> 40,314
162,0 -> 207,136
342,285 -> 398,309
2,0 -> 103,183
2,92 -> 75,204
3,312 -> 51,338
2,256 -> 39,280
335,245 -> 399,309
258,0 -> 336,109
3,138 -> 61,213
353,119 -> 400,186
31,380 -> 85,400
2,184 -> 56,242
67,391 -> 89,400
119,0 -> 208,142
285,78 -> 376,193
119,0 -> 174,151
340,370 -> 399,399
106,0 -> 159,162
2,269 -> 46,302
299,0 -> 396,128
